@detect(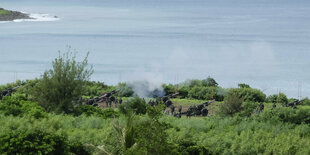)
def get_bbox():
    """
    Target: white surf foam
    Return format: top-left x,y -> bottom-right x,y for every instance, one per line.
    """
12,12 -> 59,23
